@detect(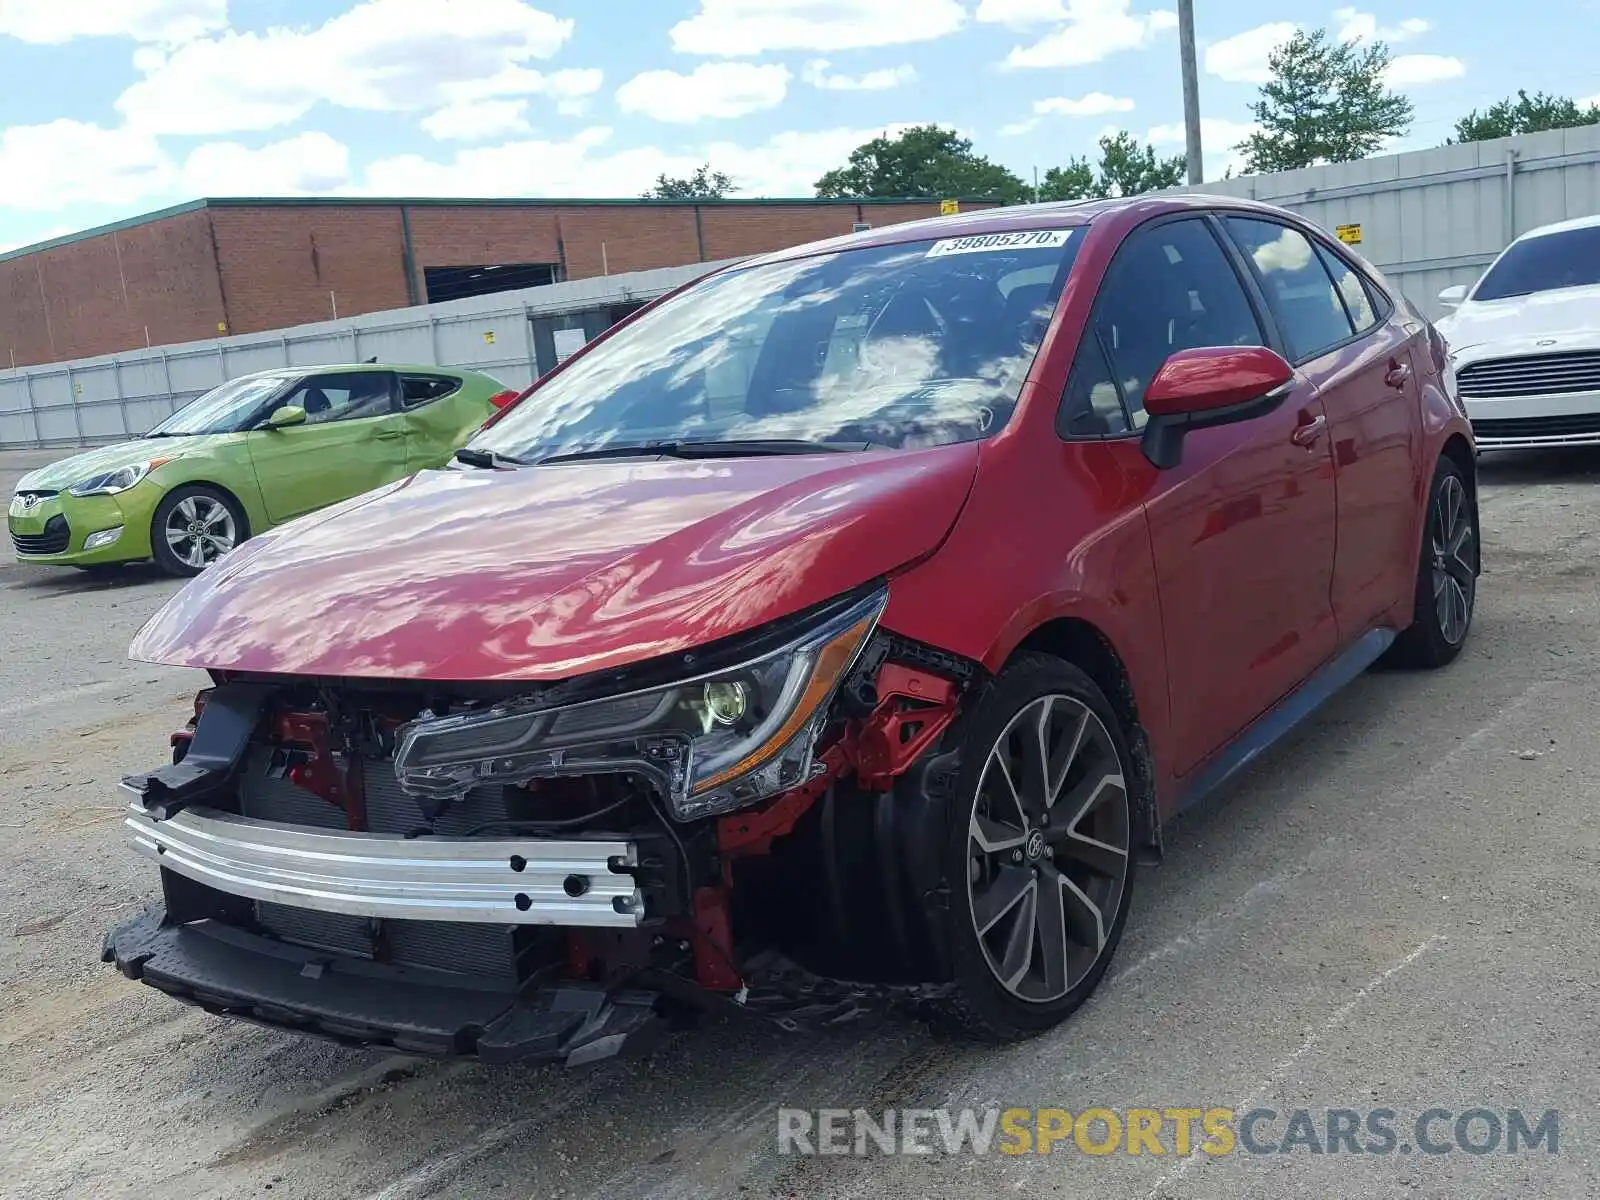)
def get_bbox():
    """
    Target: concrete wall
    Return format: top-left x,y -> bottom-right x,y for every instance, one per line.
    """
1171,124 -> 1600,320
